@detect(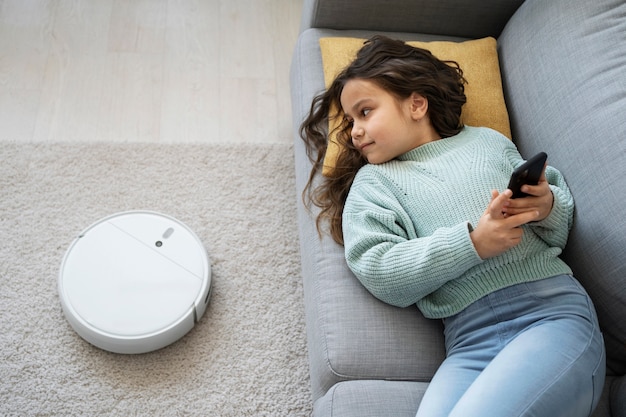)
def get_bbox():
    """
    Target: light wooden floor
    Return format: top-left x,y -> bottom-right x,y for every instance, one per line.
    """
0,0 -> 303,144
